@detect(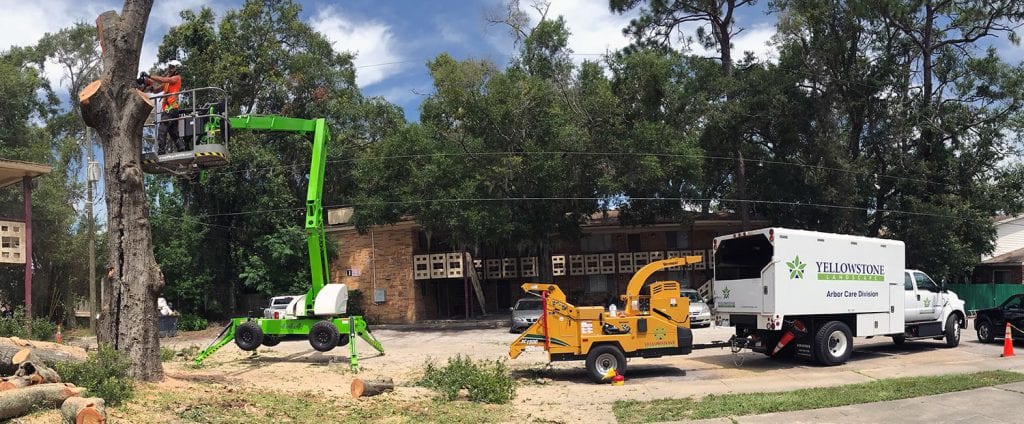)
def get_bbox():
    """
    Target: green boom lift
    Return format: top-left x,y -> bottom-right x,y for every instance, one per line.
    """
141,87 -> 384,370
